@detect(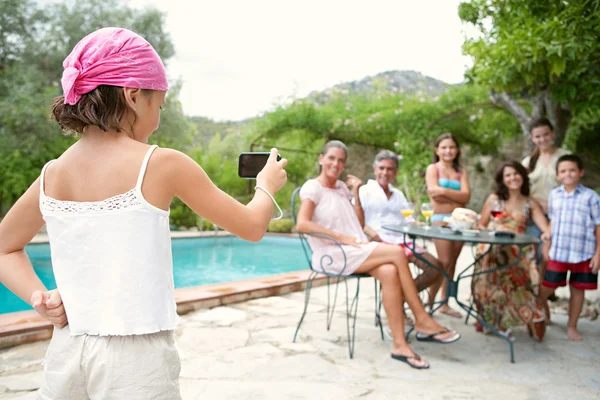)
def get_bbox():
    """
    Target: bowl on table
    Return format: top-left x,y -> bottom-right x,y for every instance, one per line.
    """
448,219 -> 474,231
